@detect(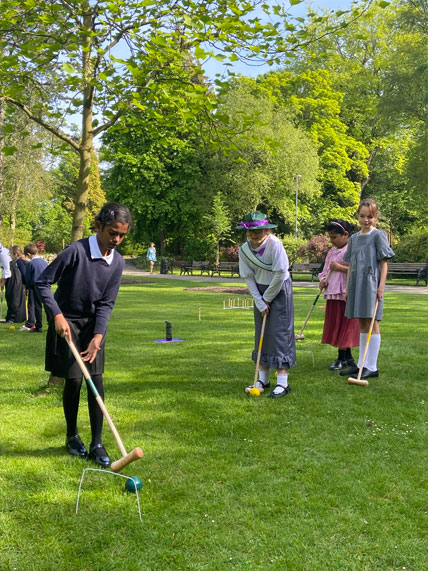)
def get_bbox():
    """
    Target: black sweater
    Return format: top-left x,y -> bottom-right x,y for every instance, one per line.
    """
36,238 -> 124,336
